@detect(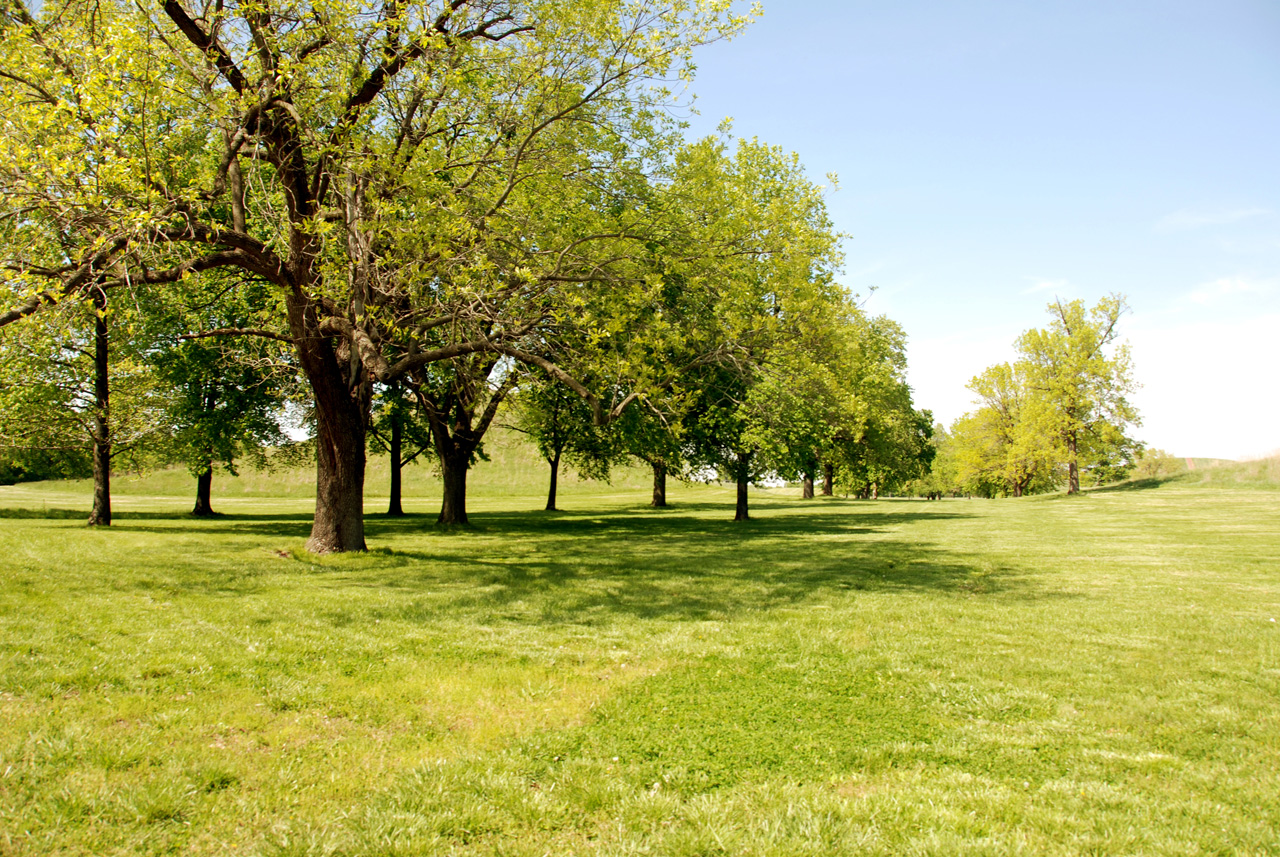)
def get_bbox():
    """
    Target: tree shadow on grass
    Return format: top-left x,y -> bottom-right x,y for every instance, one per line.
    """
332,500 -> 1057,623
1091,473 -> 1198,493
43,496 -> 1062,620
